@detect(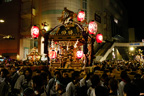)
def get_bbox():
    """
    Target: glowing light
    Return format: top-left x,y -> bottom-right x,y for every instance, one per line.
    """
0,19 -> 4,23
16,54 -> 20,60
31,26 -> 39,38
129,47 -> 134,51
96,33 -> 103,43
44,26 -> 48,31
88,21 -> 97,34
76,51 -> 83,59
114,18 -> 118,24
49,50 -> 57,59
77,11 -> 85,22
